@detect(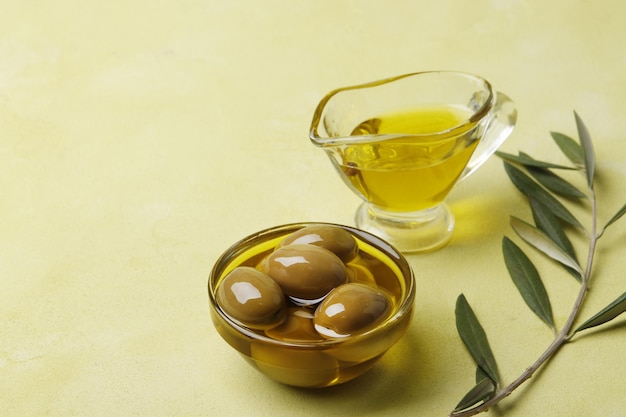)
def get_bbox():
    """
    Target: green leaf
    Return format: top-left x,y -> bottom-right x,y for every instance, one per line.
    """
510,216 -> 583,275
550,131 -> 585,167
475,365 -> 489,384
574,111 -> 595,188
517,151 -> 586,199
495,151 -> 576,170
525,166 -> 586,199
530,199 -> 581,281
502,237 -> 556,332
453,377 -> 496,412
604,202 -> 626,230
575,291 -> 626,333
530,198 -> 578,260
503,161 -> 584,229
455,294 -> 500,386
